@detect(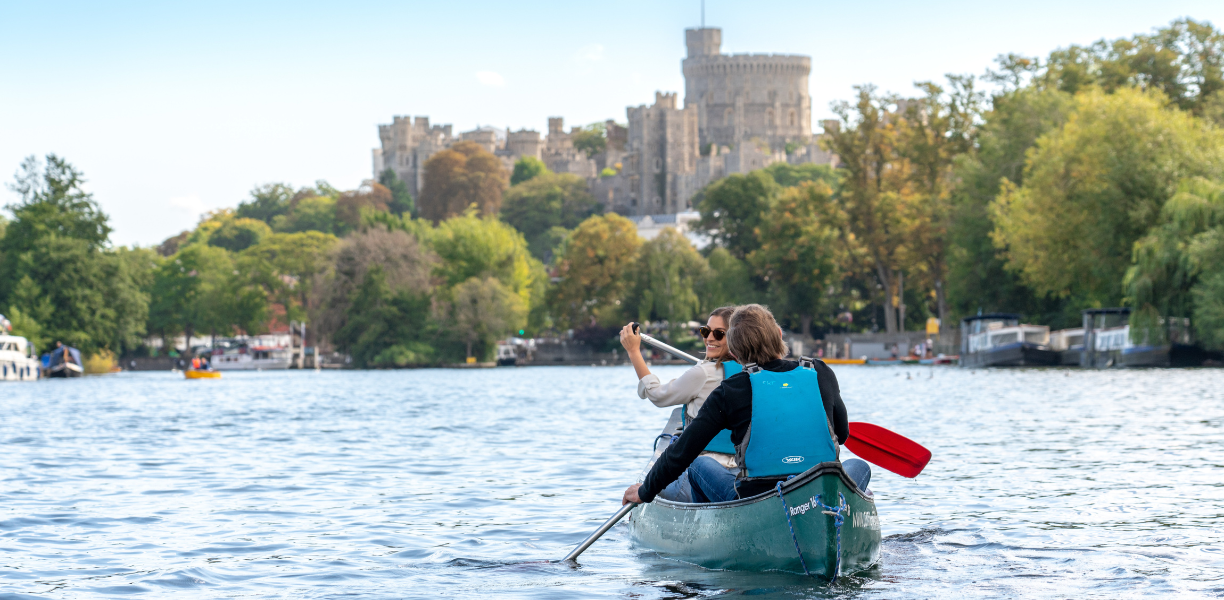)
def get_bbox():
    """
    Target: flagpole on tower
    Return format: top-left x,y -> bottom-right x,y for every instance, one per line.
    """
701,0 -> 705,28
